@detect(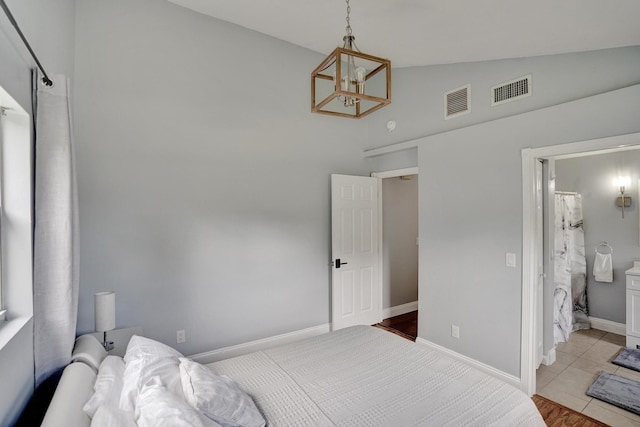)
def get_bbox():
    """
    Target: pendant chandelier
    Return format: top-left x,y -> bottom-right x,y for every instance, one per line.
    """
311,0 -> 391,119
